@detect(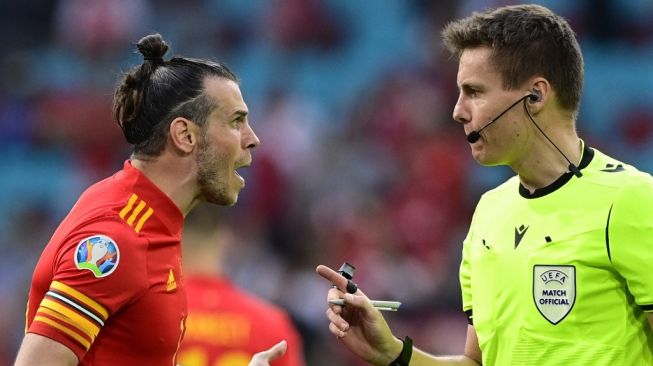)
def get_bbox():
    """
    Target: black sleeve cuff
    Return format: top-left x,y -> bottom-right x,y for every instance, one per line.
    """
465,309 -> 474,325
641,304 -> 653,312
